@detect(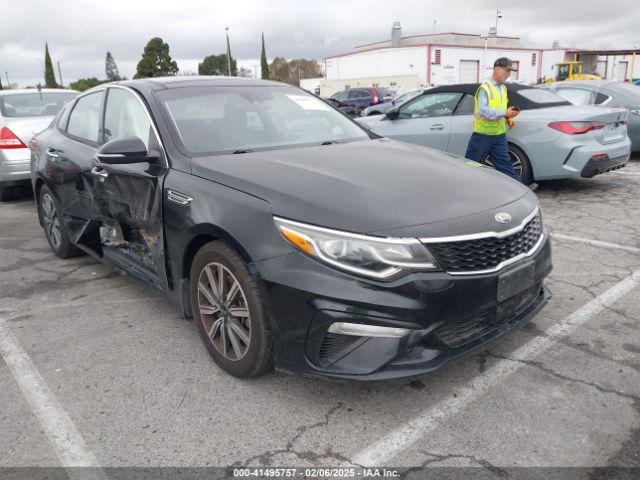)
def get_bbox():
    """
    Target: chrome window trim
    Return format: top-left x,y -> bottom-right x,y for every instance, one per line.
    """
419,207 -> 539,243
446,231 -> 546,276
